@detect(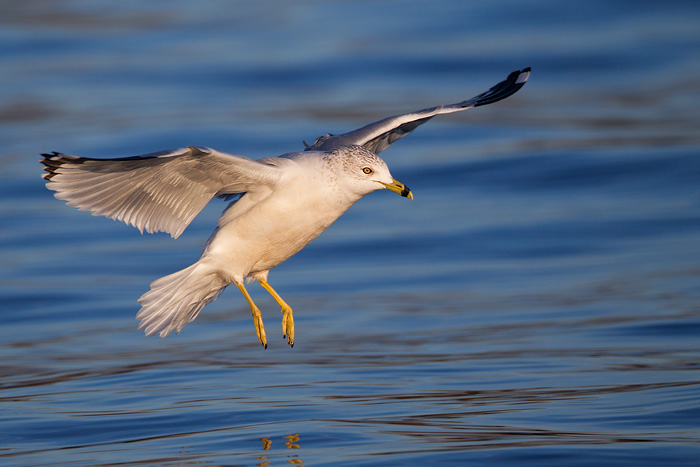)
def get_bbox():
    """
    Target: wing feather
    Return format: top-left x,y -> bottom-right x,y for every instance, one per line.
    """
41,146 -> 281,238
306,67 -> 530,154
